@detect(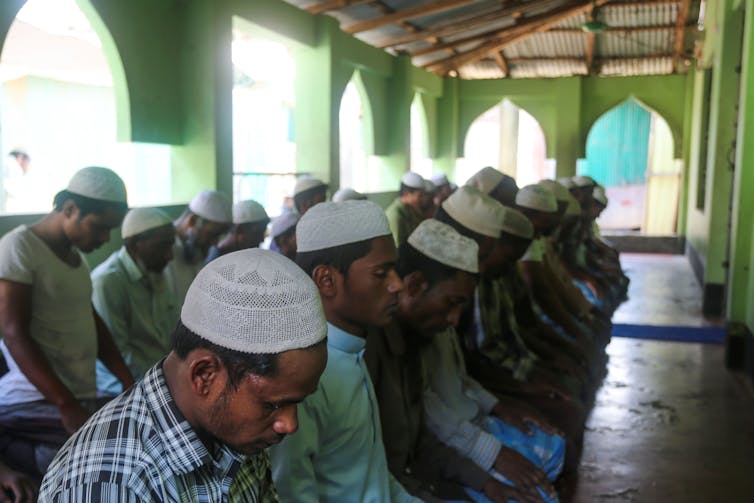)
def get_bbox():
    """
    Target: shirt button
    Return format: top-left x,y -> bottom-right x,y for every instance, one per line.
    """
404,467 -> 412,475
